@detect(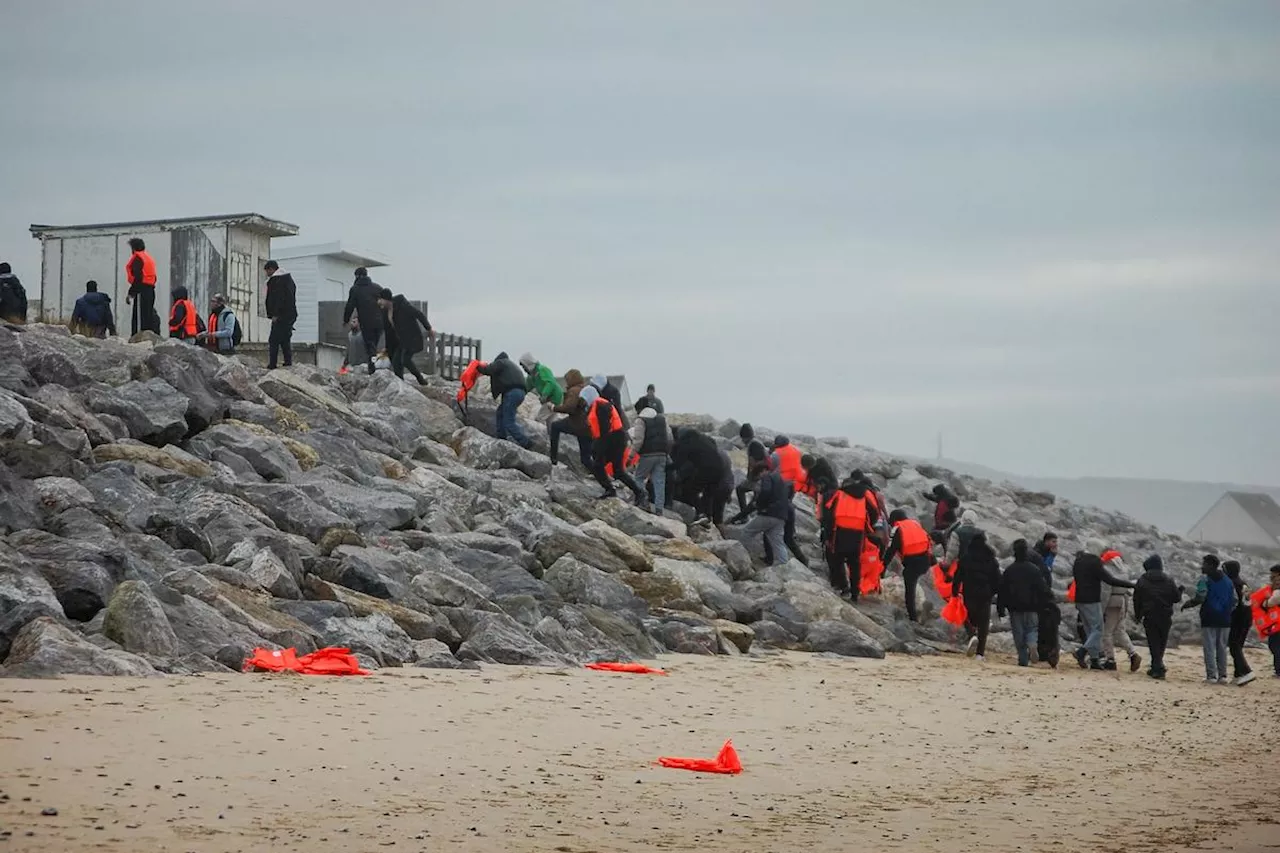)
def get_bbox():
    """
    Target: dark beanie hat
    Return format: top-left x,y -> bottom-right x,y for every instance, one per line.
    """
0,262 -> 10,274
739,423 -> 753,440
1143,554 -> 1164,573
1202,554 -> 1220,569
355,267 -> 368,277
1012,538 -> 1028,560
378,287 -> 394,300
